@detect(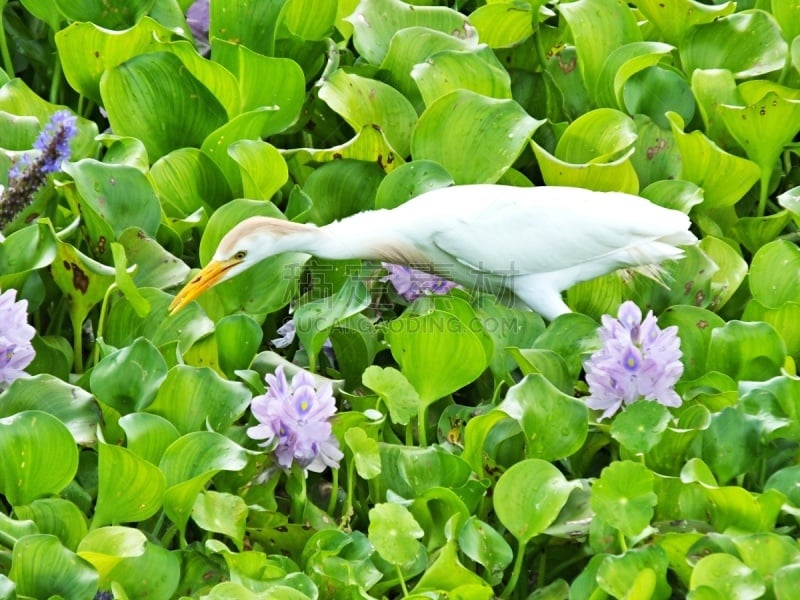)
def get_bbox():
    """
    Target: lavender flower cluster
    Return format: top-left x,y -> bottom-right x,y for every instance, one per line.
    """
0,289 -> 36,389
247,365 -> 343,473
381,262 -> 459,302
0,110 -> 78,229
583,301 -> 683,420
